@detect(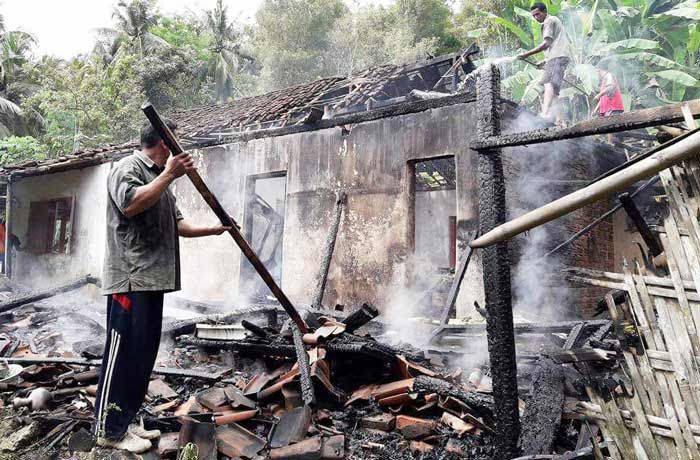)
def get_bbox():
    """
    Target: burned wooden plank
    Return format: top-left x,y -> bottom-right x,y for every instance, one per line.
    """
563,323 -> 585,350
311,192 -> 346,310
471,99 -> 700,150
518,355 -> 565,456
0,275 -> 100,314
